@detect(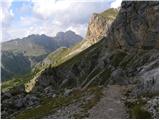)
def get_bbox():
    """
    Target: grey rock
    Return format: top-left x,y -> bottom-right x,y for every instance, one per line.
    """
37,77 -> 51,87
107,1 -> 159,49
44,86 -> 54,94
145,96 -> 159,119
133,68 -> 159,96
64,89 -> 72,96
2,92 -> 12,100
110,68 -> 129,85
14,98 -> 25,108
52,94 -> 56,98
24,94 -> 40,106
